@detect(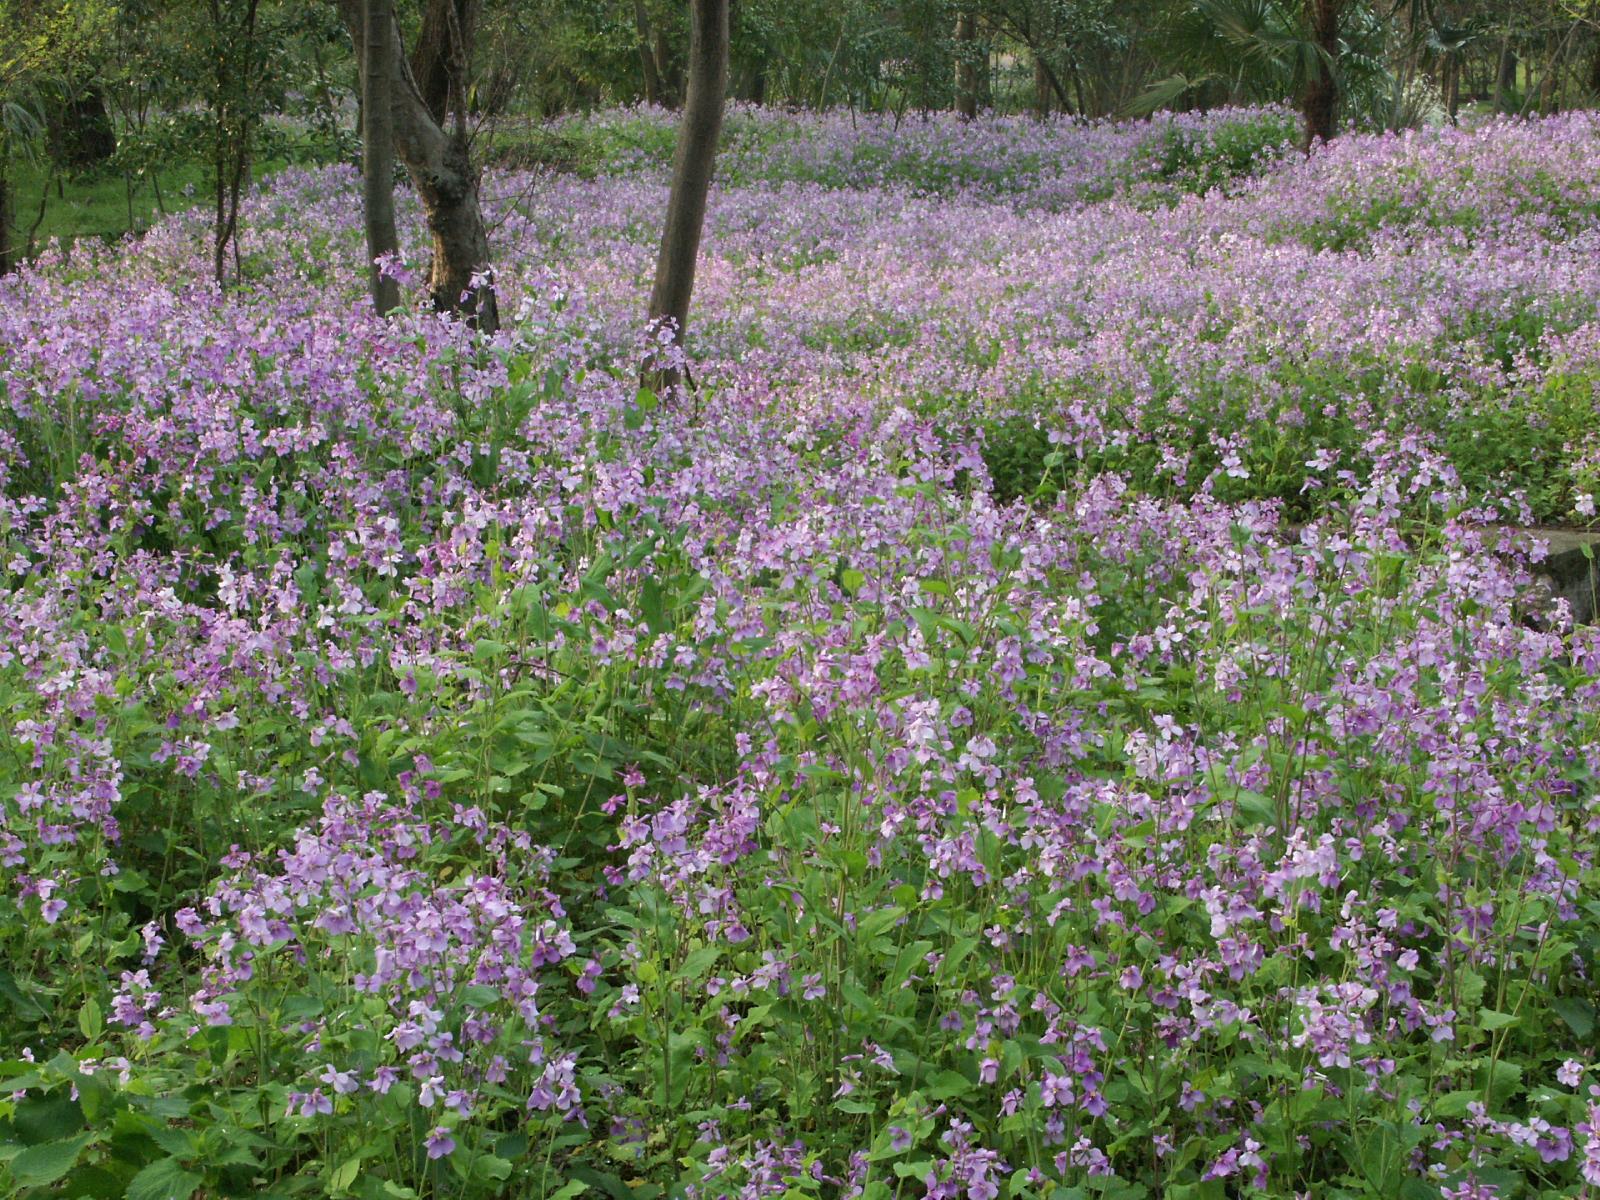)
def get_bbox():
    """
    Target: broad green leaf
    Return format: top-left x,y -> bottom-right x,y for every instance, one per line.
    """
11,1134 -> 95,1187
126,1156 -> 203,1200
1476,1008 -> 1518,1031
1552,996 -> 1595,1039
